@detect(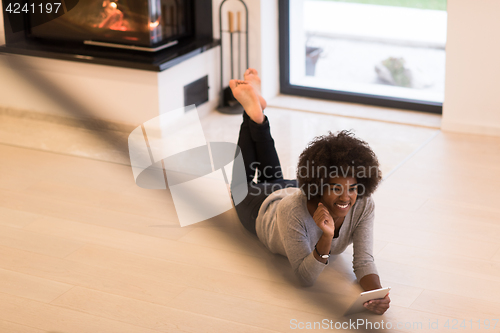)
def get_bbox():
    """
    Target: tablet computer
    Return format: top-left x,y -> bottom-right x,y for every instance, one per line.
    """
344,287 -> 391,316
